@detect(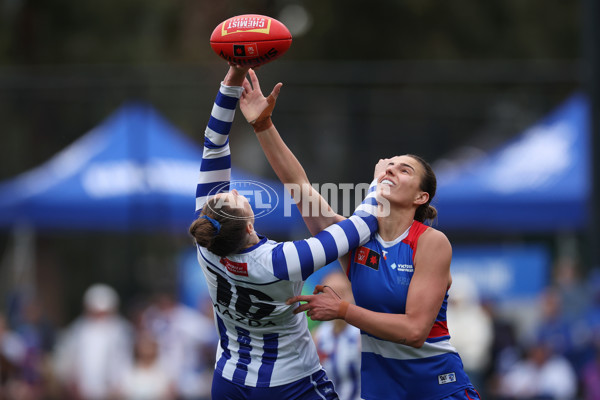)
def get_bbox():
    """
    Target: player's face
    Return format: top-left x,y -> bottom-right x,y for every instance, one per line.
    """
377,155 -> 427,208
214,190 -> 255,219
